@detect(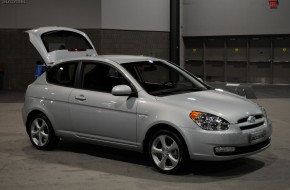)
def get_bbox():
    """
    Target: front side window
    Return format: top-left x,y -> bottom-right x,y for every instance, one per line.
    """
47,62 -> 78,87
122,61 -> 209,96
81,62 -> 130,93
